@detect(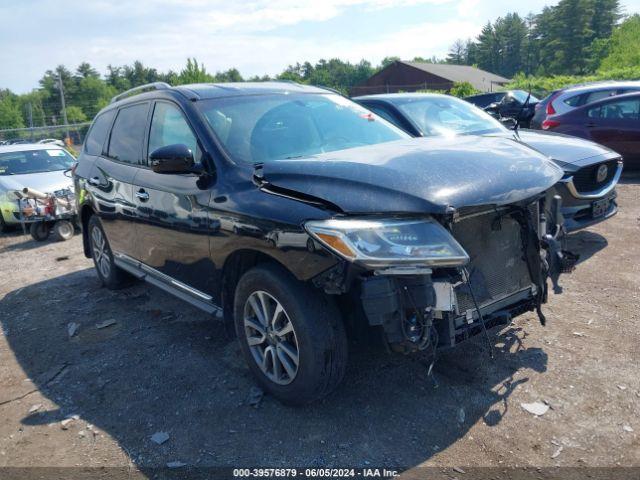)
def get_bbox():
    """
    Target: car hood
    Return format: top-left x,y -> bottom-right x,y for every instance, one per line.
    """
0,170 -> 73,197
259,136 -> 563,214
506,129 -> 620,171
